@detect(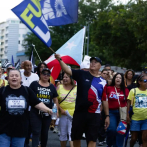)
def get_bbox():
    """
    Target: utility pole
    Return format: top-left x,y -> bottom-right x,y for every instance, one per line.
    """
87,23 -> 90,55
